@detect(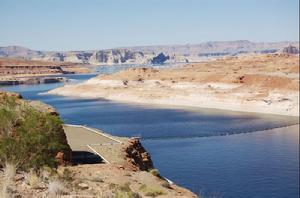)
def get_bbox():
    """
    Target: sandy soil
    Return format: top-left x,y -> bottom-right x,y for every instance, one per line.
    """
48,53 -> 299,116
0,163 -> 197,198
0,125 -> 197,198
